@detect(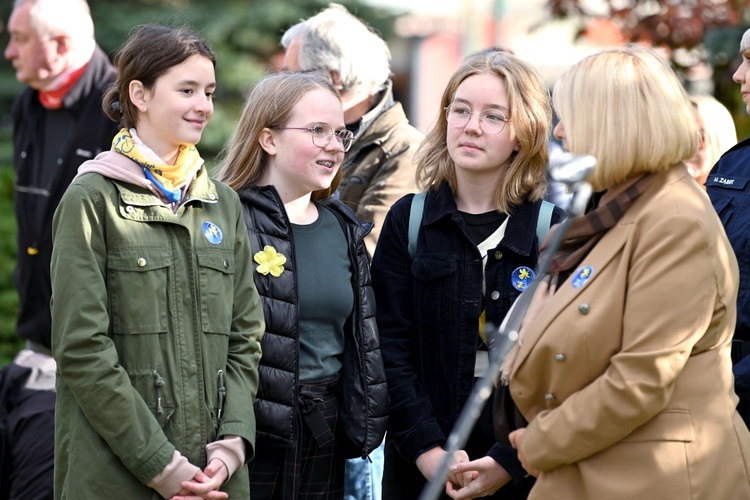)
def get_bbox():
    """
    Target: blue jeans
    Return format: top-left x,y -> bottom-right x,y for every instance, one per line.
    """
343,439 -> 385,500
